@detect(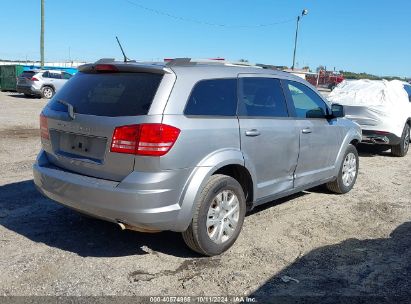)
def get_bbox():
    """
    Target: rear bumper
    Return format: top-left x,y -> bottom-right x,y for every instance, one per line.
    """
33,150 -> 194,232
16,85 -> 41,95
362,130 -> 401,145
